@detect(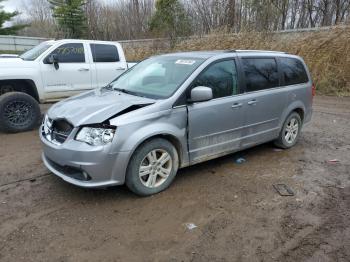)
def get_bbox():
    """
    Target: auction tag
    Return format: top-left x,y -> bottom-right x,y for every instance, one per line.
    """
175,59 -> 196,65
